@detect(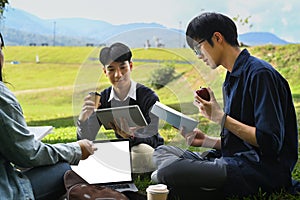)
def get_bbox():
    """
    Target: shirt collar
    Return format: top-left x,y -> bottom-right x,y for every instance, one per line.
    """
230,49 -> 250,77
108,80 -> 137,102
